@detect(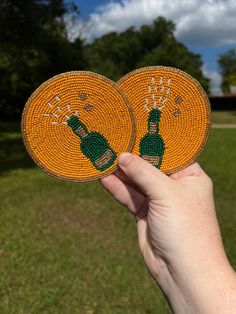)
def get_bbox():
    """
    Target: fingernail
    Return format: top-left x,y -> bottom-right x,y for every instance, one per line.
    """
118,152 -> 133,167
